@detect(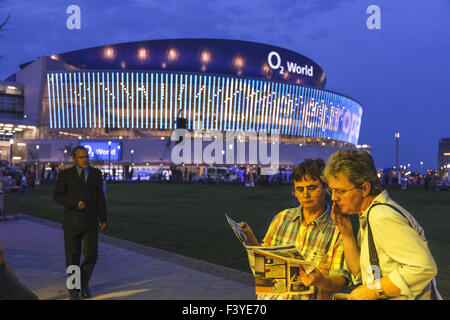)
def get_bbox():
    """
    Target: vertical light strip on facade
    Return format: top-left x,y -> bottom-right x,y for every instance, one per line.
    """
299,87 -> 306,136
267,81 -> 273,133
288,84 -> 295,135
188,74 -> 192,130
256,80 -> 262,132
114,72 -> 118,128
211,77 -> 218,130
106,72 -> 110,129
223,77 -> 229,131
55,73 -> 61,128
206,76 -> 211,130
156,73 -> 159,129
77,73 -> 82,128
184,74 -> 188,119
82,72 -> 87,129
164,73 -> 168,129
69,73 -> 74,128
192,74 -> 197,129
235,79 -> 241,131
242,79 -> 248,132
290,84 -> 297,136
243,80 -> 250,132
282,83 -> 289,135
259,82 -> 267,133
46,74 -> 53,128
274,81 -> 280,134
250,80 -> 257,132
232,78 -> 238,131
169,73 -> 173,129
127,72 -> 134,128
102,72 -> 106,129
145,73 -> 149,128
219,77 -> 225,131
256,80 -> 265,133
201,75 -> 206,130
87,73 -> 92,128
140,72 -> 147,129
96,73 -> 100,128
63,73 -> 69,128
61,72 -> 70,128
269,82 -> 276,133
292,85 -> 301,136
160,73 -> 163,129
58,73 -> 64,128
150,73 -> 154,128
174,73 -> 178,128
131,72 -> 134,128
